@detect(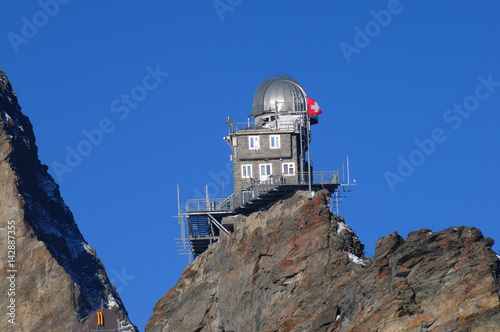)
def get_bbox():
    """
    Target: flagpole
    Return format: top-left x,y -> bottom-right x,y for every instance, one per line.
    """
306,102 -> 312,198
299,97 -> 305,184
296,85 -> 312,197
